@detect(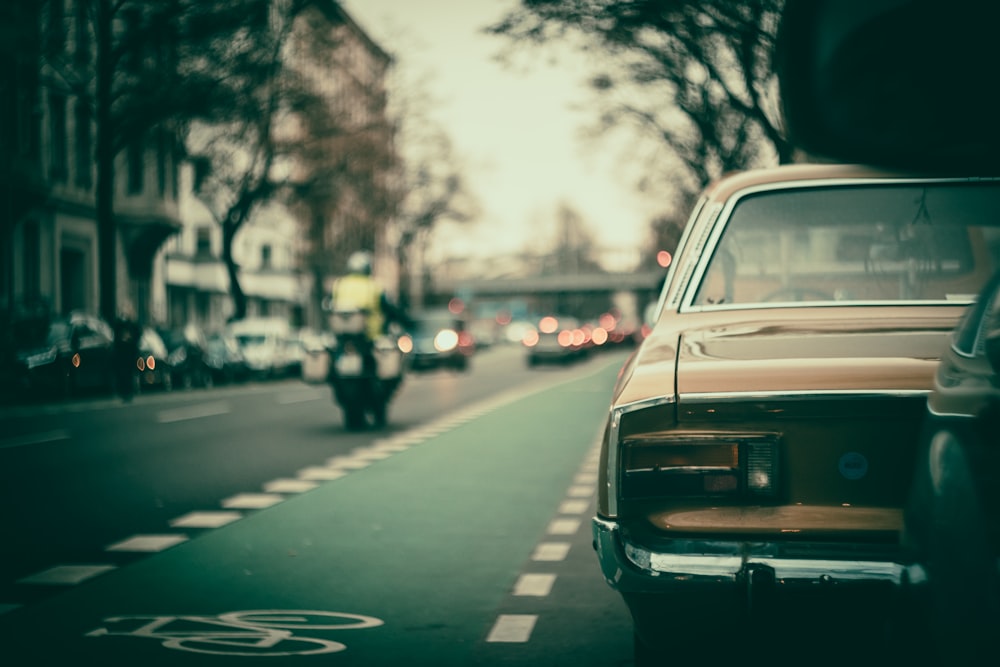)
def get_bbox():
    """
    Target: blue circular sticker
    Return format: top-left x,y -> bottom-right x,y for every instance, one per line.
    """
838,452 -> 869,480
